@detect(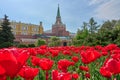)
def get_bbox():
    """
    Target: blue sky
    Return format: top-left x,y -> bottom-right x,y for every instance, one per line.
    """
0,0 -> 120,33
